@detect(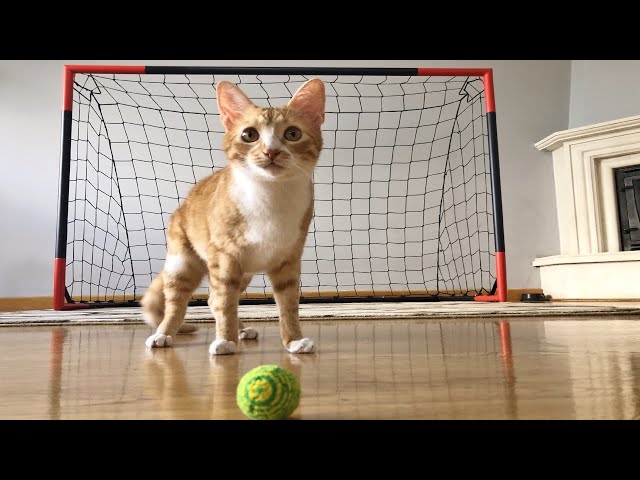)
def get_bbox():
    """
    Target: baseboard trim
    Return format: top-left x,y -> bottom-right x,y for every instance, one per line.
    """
0,289 -> 547,312
0,297 -> 53,312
